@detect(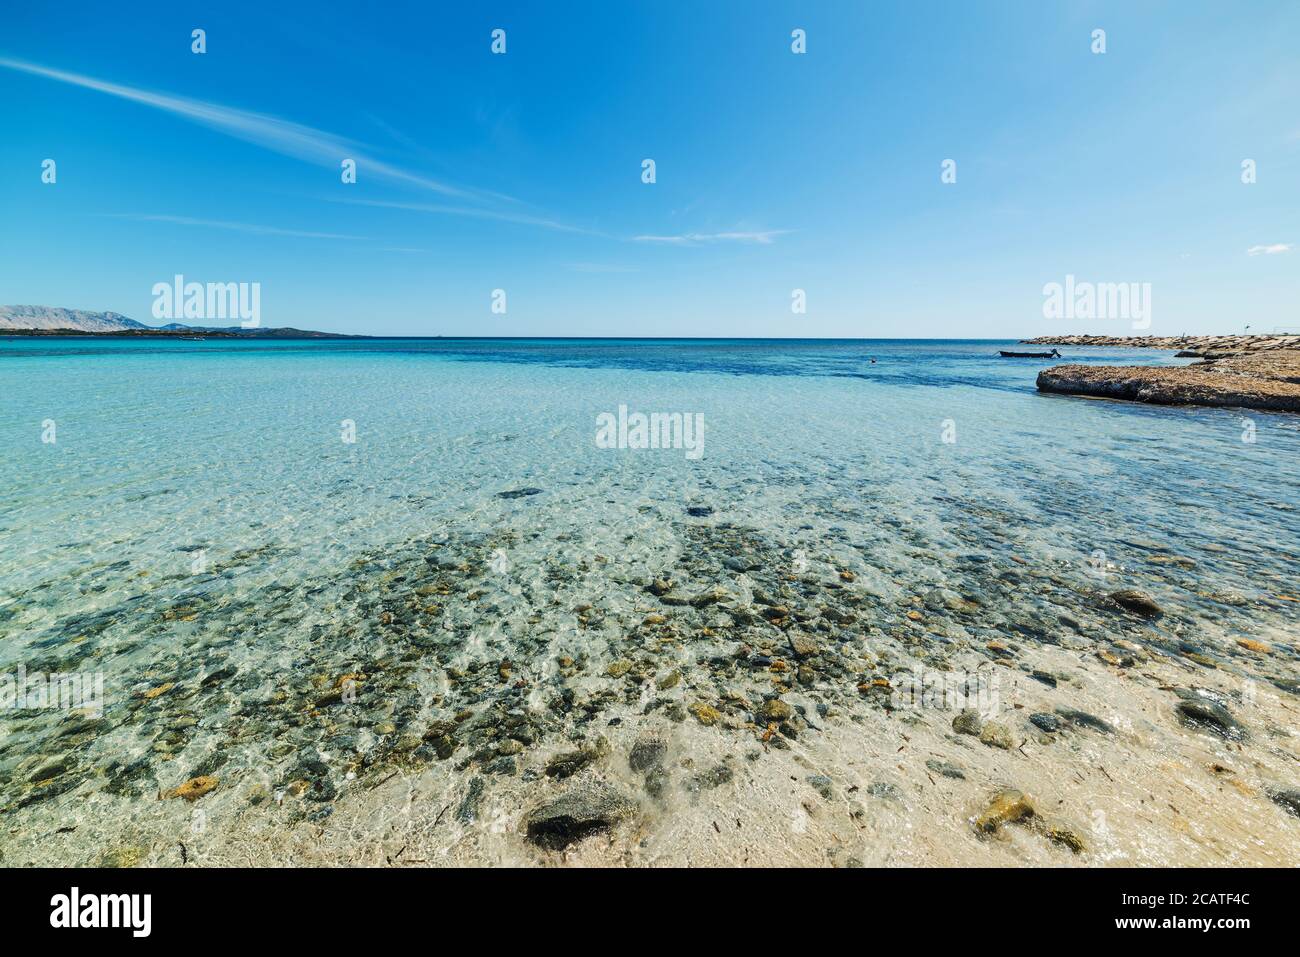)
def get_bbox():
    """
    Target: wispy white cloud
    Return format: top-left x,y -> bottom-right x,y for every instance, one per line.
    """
342,198 -> 786,247
632,230 -> 790,246
567,262 -> 639,273
0,56 -> 506,203
1246,243 -> 1292,256
1,58 -> 786,249
101,213 -> 367,241
327,196 -> 604,236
